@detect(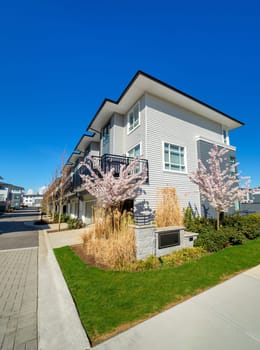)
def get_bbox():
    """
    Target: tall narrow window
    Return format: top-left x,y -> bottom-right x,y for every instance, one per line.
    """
128,103 -> 140,133
164,143 -> 186,172
229,156 -> 237,176
128,143 -> 140,158
223,129 -> 229,145
102,122 -> 110,155
128,144 -> 141,173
